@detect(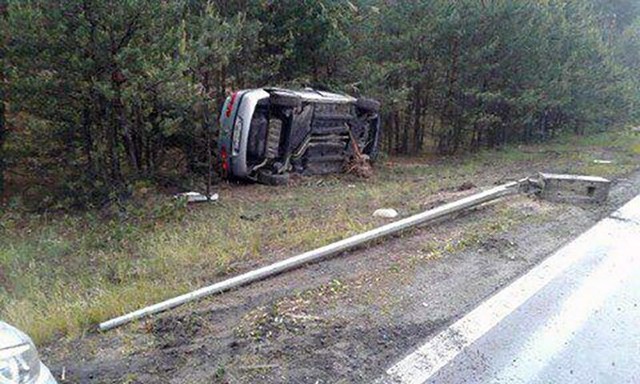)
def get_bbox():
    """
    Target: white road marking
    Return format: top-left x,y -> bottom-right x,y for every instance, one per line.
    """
384,195 -> 640,384
490,233 -> 638,382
